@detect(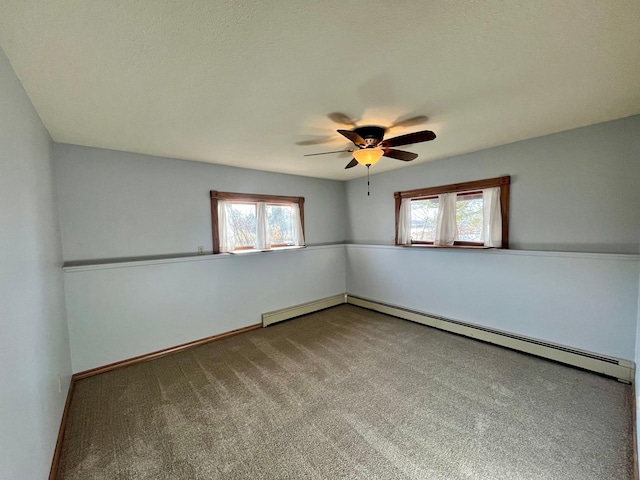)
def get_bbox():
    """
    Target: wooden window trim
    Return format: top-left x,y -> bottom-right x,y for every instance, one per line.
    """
210,191 -> 305,254
456,190 -> 483,198
394,176 -> 510,249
